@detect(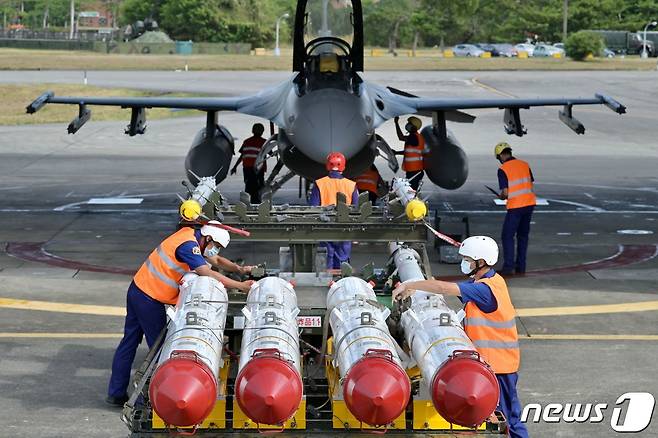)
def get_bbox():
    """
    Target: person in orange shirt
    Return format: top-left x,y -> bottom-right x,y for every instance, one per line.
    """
355,164 -> 385,204
393,236 -> 528,438
495,143 -> 536,275
310,152 -> 359,268
106,222 -> 254,406
231,123 -> 267,204
394,116 -> 426,191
